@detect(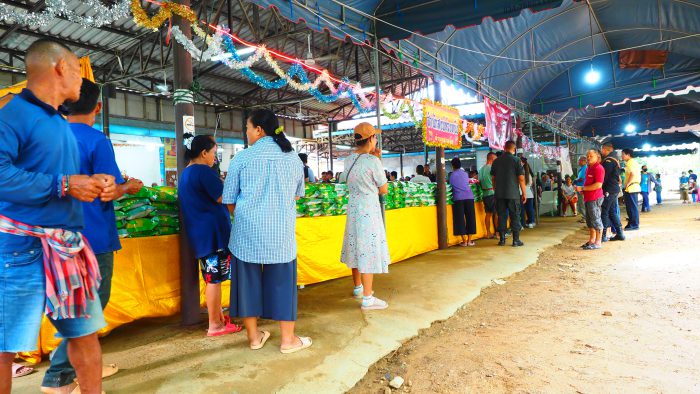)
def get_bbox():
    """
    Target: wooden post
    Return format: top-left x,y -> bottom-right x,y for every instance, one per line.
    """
100,83 -> 111,138
174,0 -> 199,326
